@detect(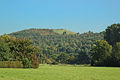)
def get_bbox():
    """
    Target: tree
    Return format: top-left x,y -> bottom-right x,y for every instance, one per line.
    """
57,53 -> 69,64
104,24 -> 120,46
0,34 -> 39,68
10,29 -> 104,64
111,42 -> 120,66
0,40 -> 13,61
76,51 -> 90,64
68,55 -> 75,64
22,58 -> 31,68
91,40 -> 112,66
63,31 -> 67,35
